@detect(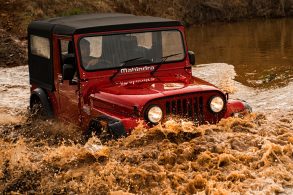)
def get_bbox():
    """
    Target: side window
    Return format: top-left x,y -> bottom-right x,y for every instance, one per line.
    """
59,39 -> 74,65
30,35 -> 50,59
60,39 -> 70,55
59,38 -> 77,82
